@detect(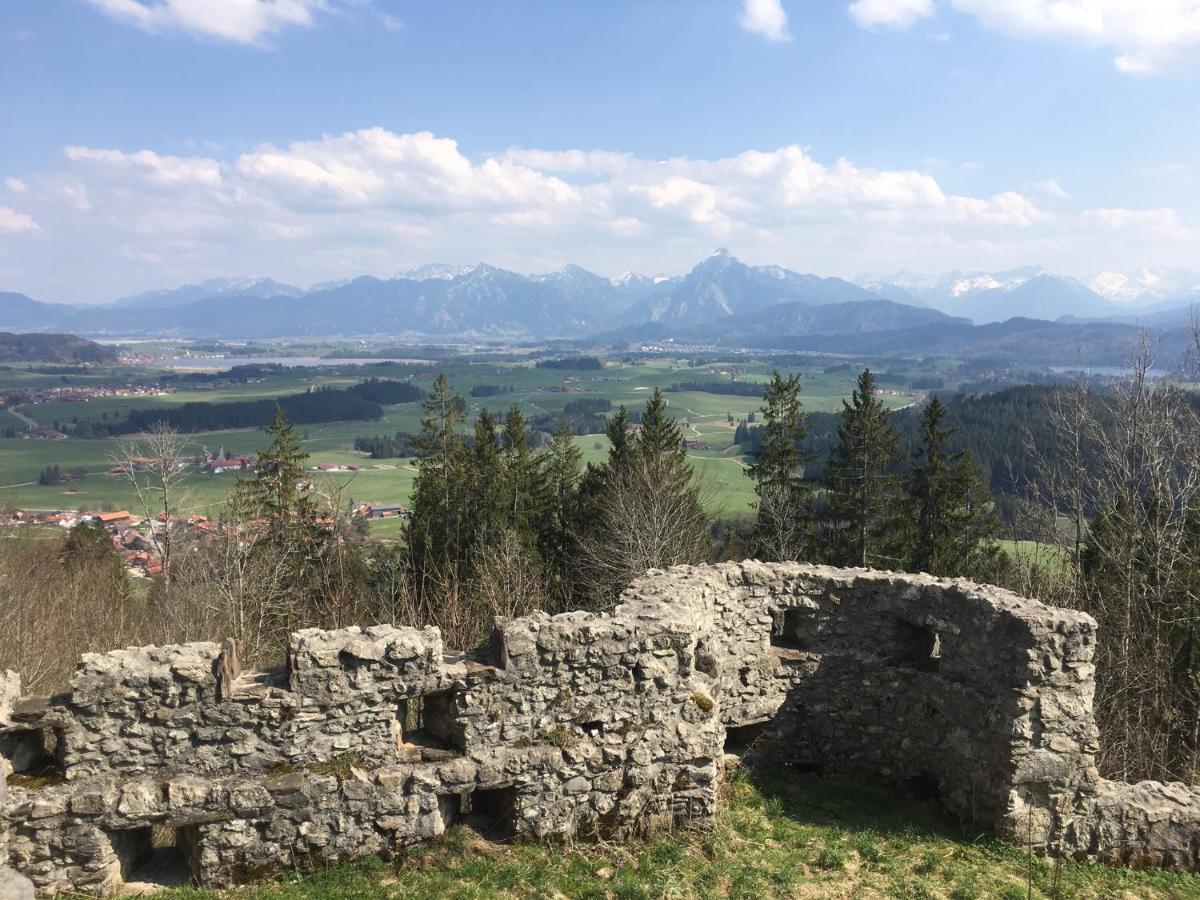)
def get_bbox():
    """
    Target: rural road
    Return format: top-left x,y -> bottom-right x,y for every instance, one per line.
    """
8,405 -> 37,430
